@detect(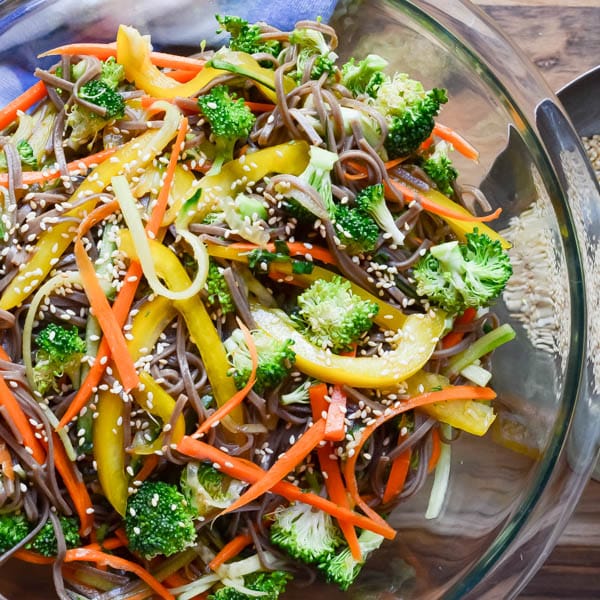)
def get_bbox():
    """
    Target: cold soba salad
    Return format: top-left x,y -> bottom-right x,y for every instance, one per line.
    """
0,15 -> 514,599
